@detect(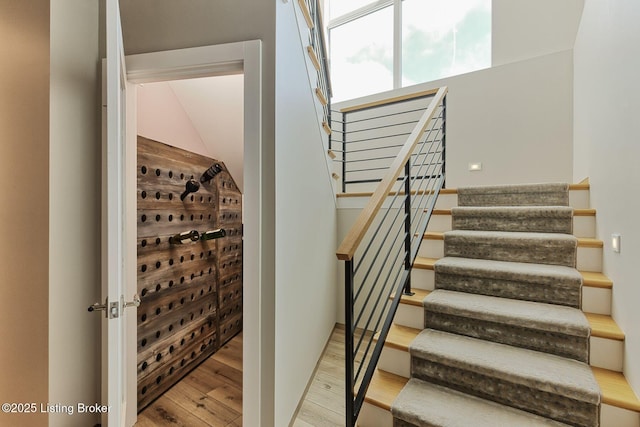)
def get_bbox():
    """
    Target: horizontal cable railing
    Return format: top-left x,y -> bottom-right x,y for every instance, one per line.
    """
336,87 -> 448,426
331,89 -> 444,193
